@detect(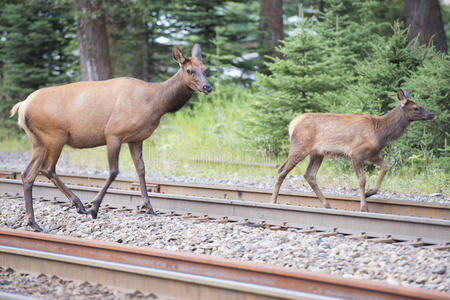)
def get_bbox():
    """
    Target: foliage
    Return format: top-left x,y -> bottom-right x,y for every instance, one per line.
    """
399,53 -> 450,163
246,4 -> 353,155
246,0 -> 449,166
0,0 -> 77,128
105,0 -> 260,83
